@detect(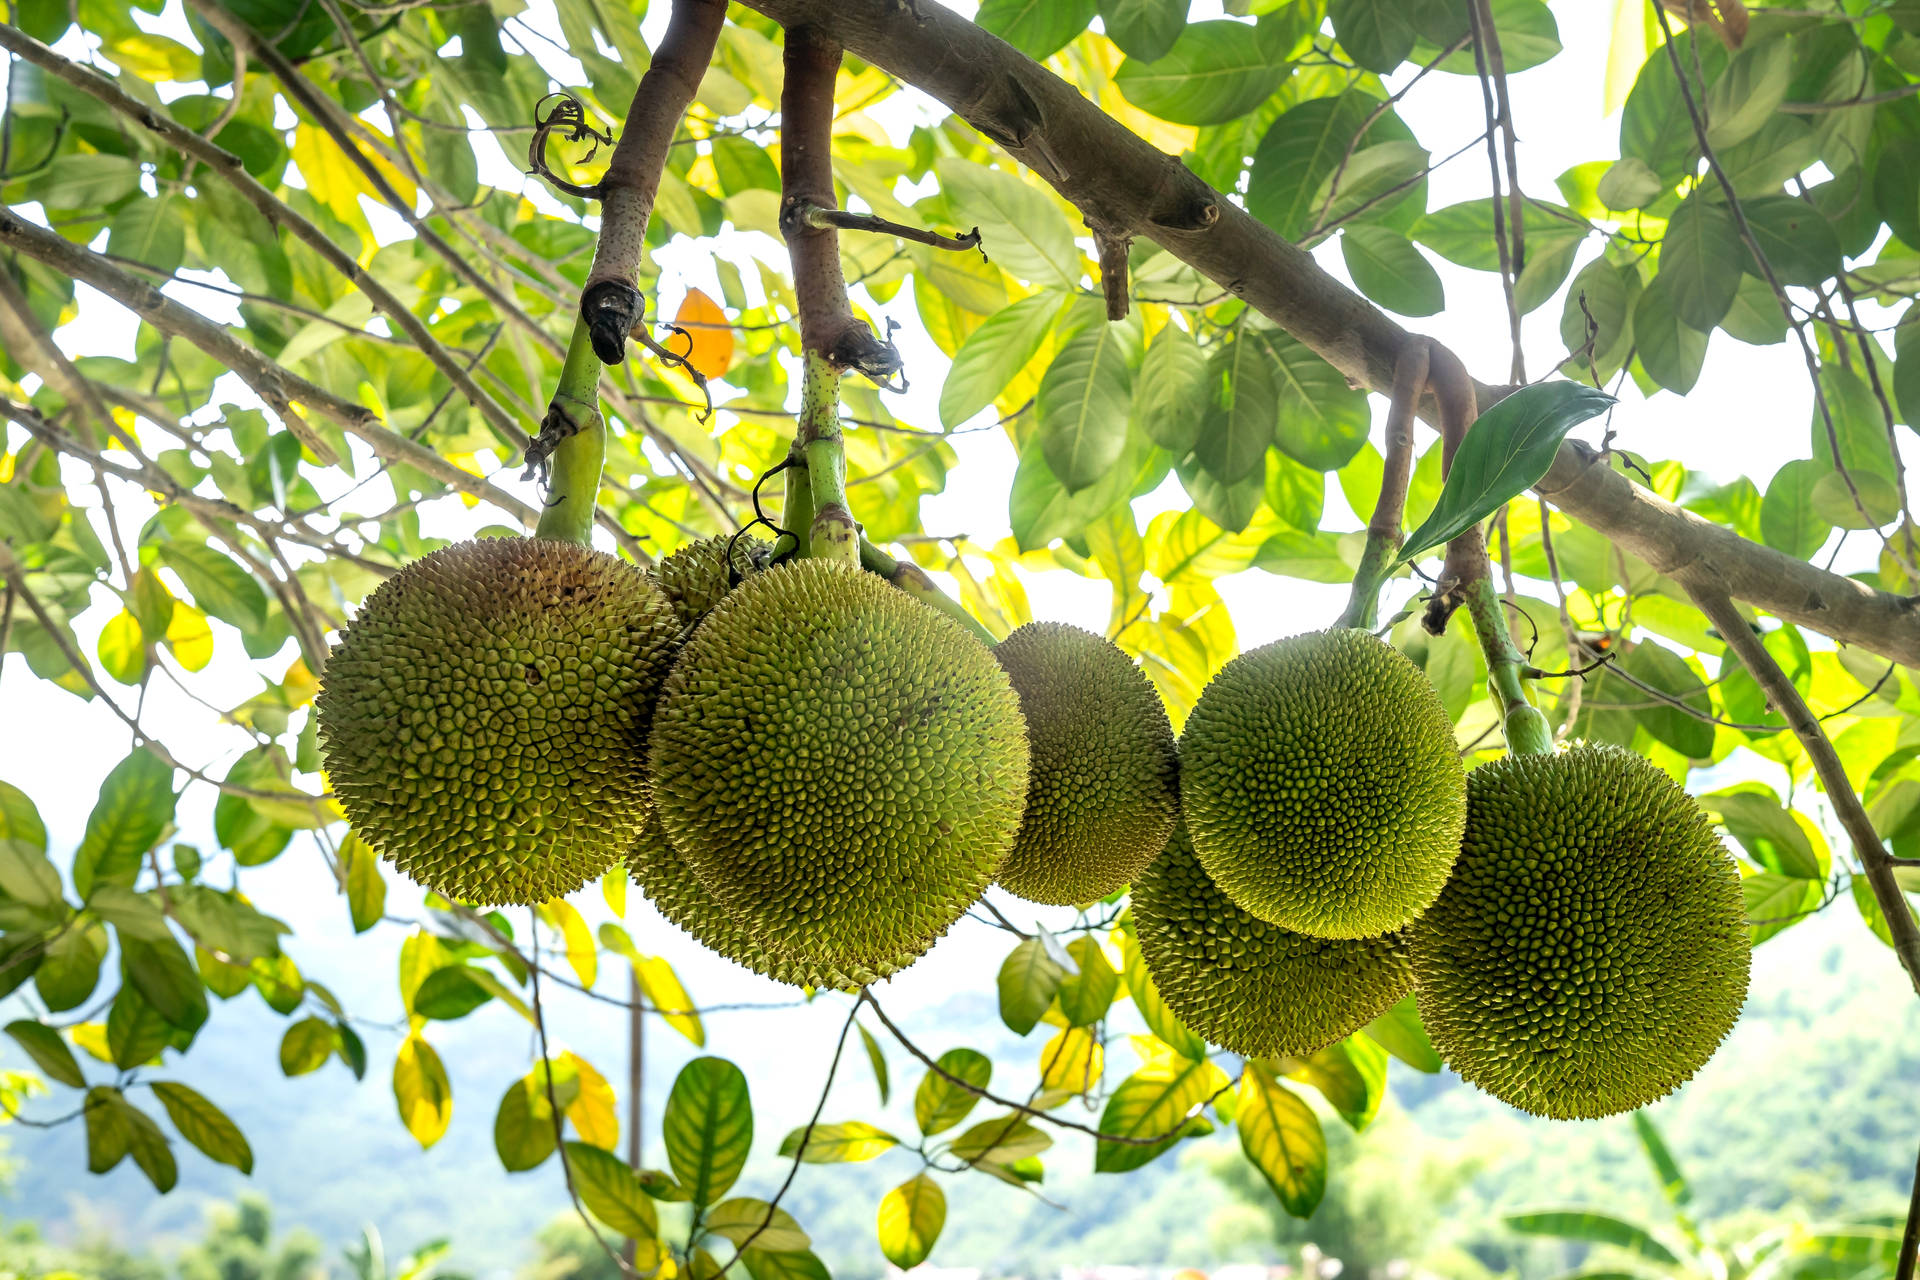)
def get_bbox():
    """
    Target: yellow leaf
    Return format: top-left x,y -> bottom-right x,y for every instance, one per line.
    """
602,869 -> 627,917
69,1023 -> 113,1064
673,289 -> 734,380
560,1051 -> 619,1150
1038,1025 -> 1102,1096
1604,0 -> 1654,117
877,1174 -> 945,1269
392,1033 -> 452,1148
633,954 -> 704,1047
541,899 -> 597,988
163,601 -> 213,672
105,32 -> 201,81
96,610 -> 146,685
291,124 -> 373,231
